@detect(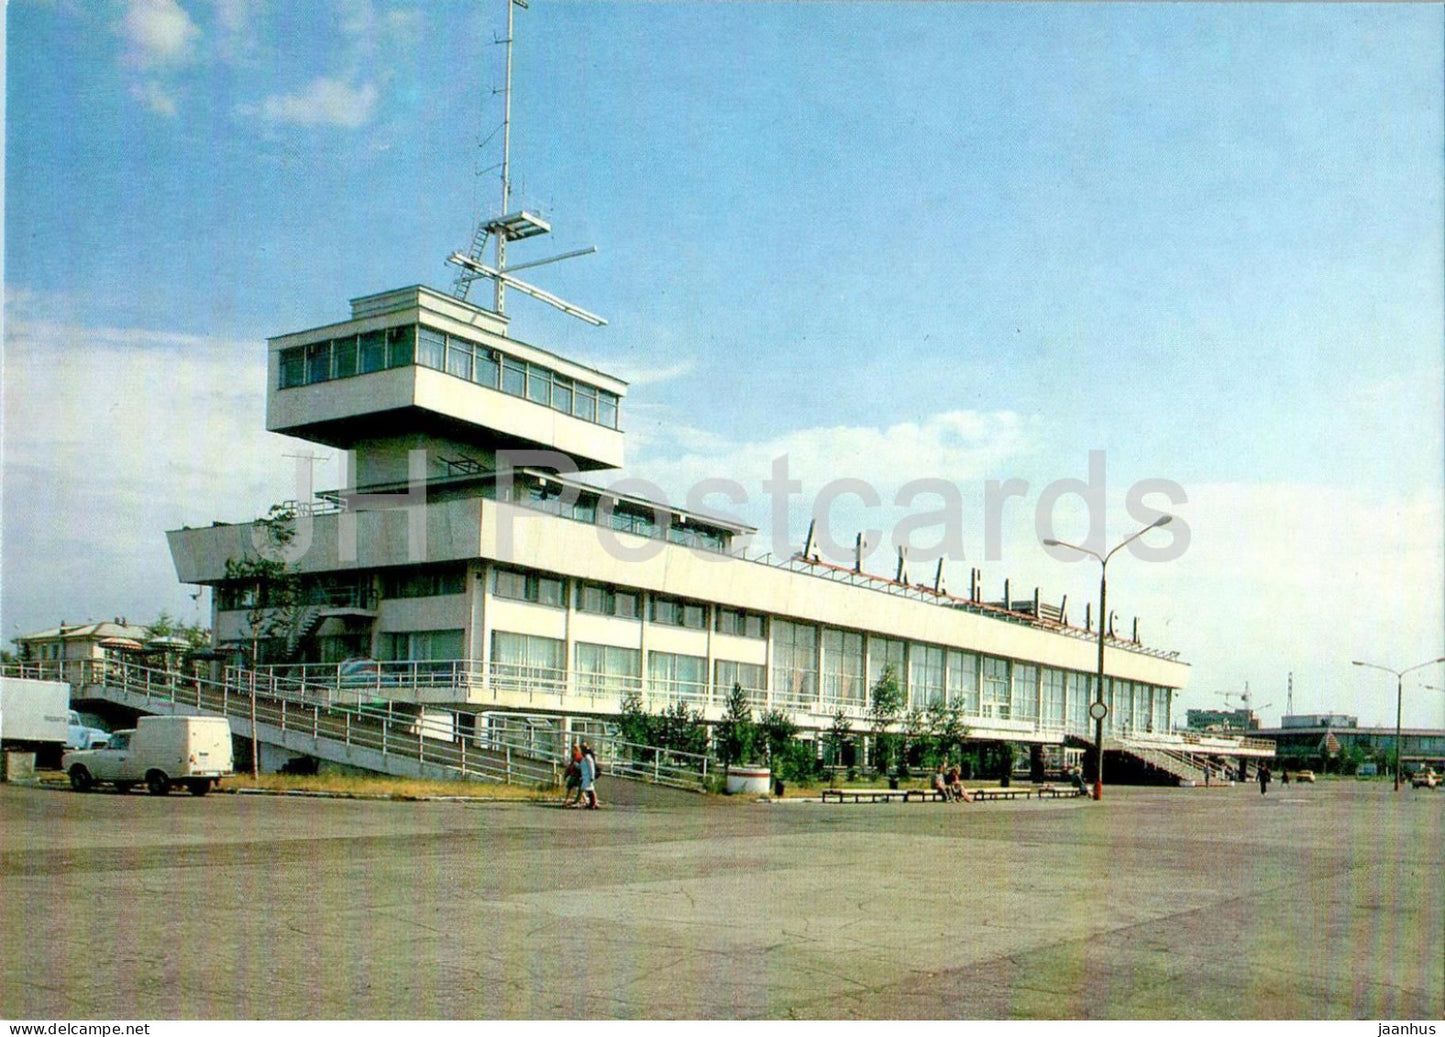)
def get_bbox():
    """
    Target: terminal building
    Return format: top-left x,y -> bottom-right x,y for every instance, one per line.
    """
1254,715 -> 1445,773
163,281 -> 1194,762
